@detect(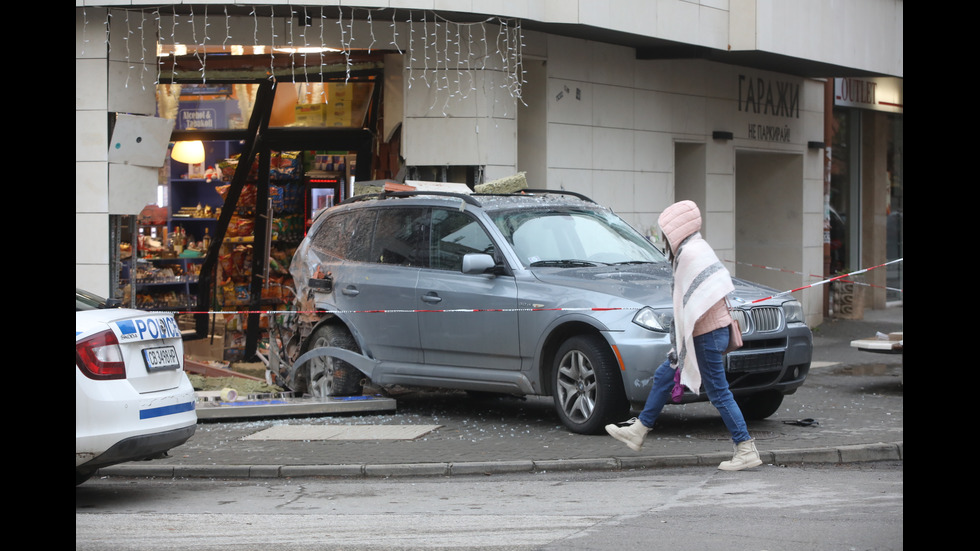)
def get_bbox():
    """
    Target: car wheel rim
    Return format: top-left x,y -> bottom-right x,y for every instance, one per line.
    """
556,350 -> 597,423
308,337 -> 335,399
